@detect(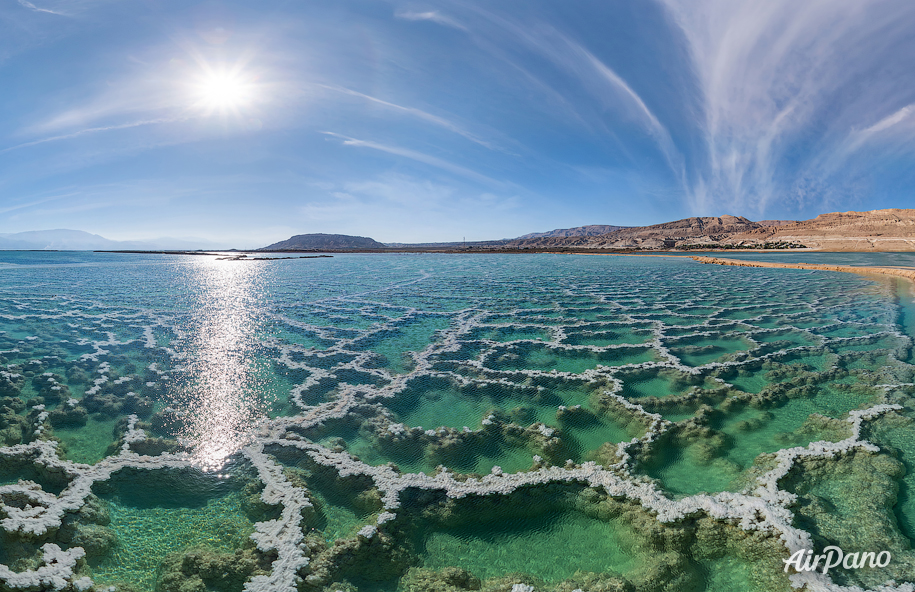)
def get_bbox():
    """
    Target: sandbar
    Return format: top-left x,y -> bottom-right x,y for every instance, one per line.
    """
691,255 -> 915,282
